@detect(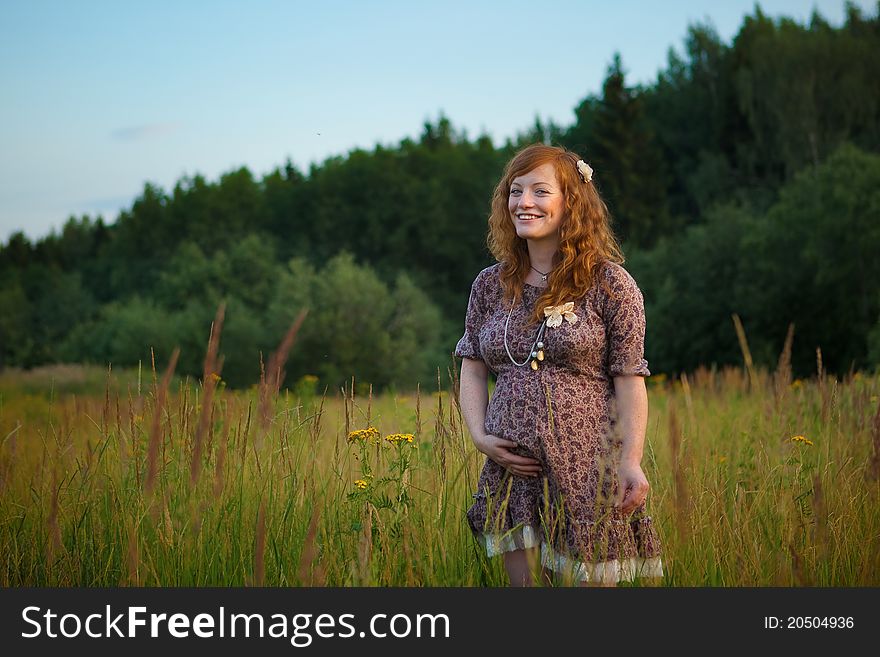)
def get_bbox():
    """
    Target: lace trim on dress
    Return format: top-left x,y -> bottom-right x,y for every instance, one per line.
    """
479,525 -> 542,558
541,544 -> 664,584
477,527 -> 664,584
